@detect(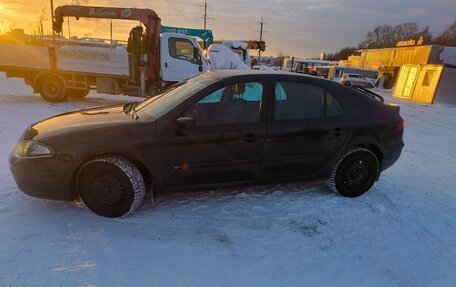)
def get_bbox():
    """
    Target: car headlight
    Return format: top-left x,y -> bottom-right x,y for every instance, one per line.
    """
13,140 -> 54,158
